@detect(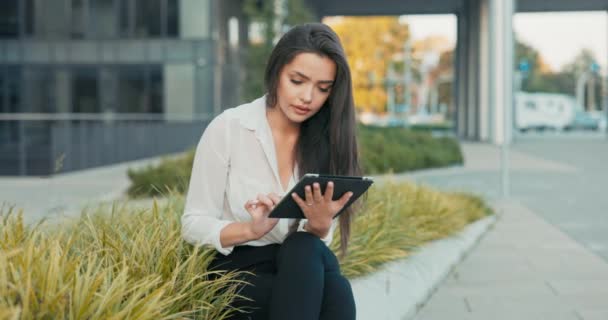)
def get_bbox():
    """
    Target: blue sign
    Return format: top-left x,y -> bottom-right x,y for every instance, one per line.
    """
591,62 -> 600,73
519,59 -> 530,73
